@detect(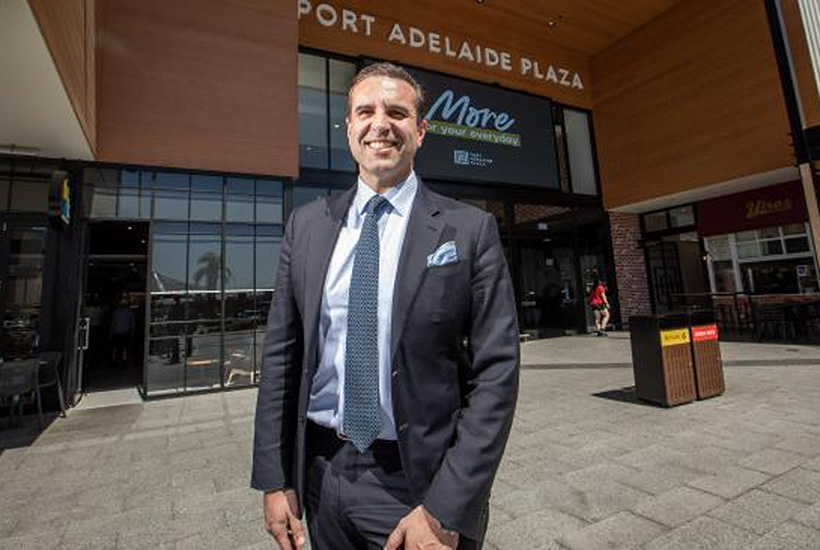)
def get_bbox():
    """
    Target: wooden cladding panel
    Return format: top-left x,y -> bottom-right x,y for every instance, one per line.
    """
592,0 -> 794,209
299,0 -> 592,108
28,0 -> 97,153
97,0 -> 298,177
